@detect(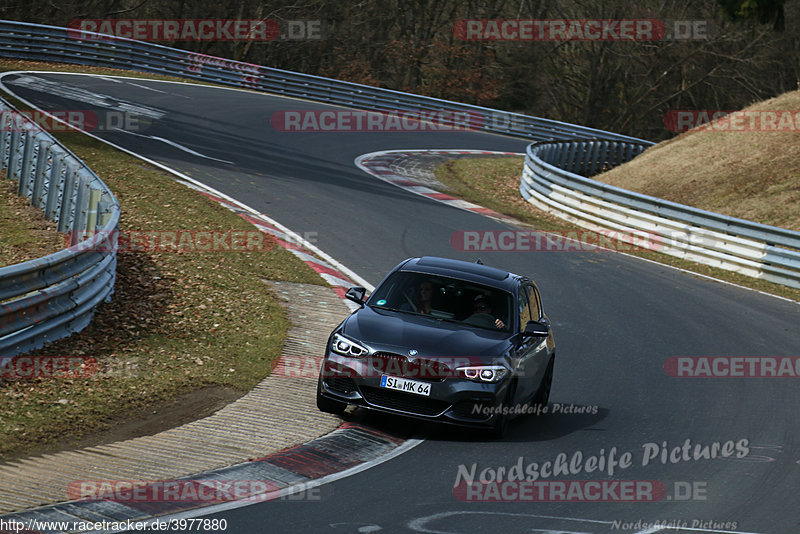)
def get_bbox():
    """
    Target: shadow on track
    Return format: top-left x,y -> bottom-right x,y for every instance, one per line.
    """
336,403 -> 609,444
